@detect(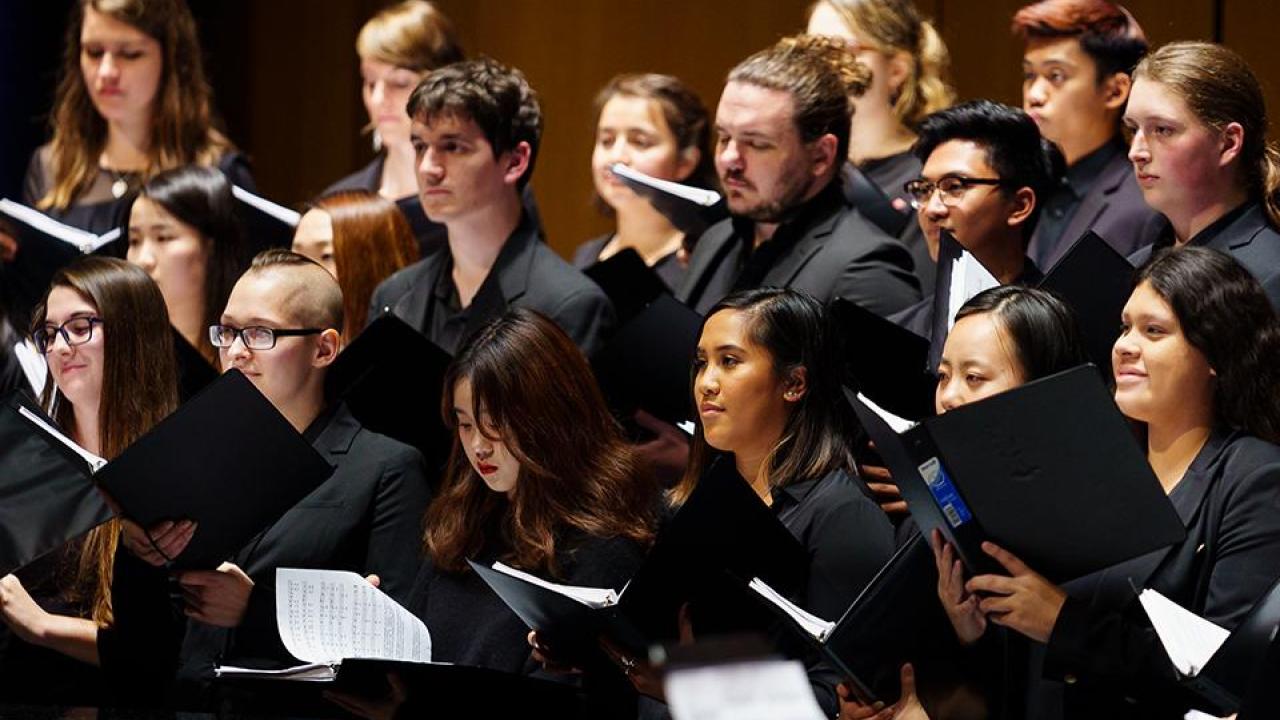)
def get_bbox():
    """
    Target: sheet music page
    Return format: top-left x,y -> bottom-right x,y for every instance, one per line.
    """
945,250 -> 1000,331
610,163 -> 722,207
748,577 -> 834,640
231,185 -> 302,226
275,568 -> 431,665
17,406 -> 107,471
855,392 -> 916,434
0,198 -> 118,252
13,339 -> 48,398
666,660 -> 827,720
1139,588 -> 1229,676
491,561 -> 619,607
